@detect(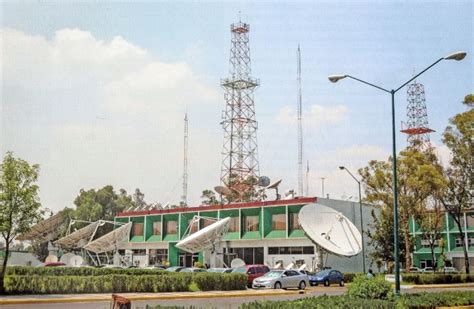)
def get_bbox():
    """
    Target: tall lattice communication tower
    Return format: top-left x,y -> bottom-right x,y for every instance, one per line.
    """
401,80 -> 434,148
182,113 -> 188,206
220,21 -> 260,190
297,45 -> 303,195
